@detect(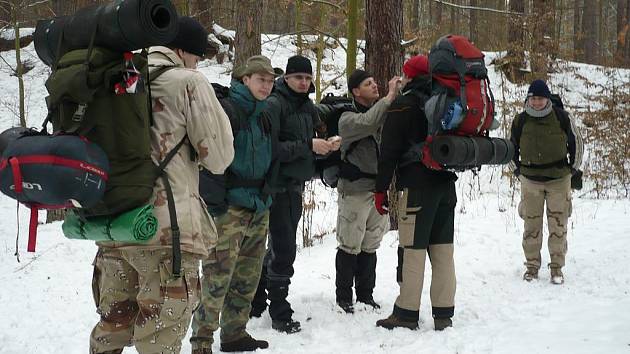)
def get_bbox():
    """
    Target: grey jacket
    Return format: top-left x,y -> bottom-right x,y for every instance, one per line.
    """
337,98 -> 391,194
